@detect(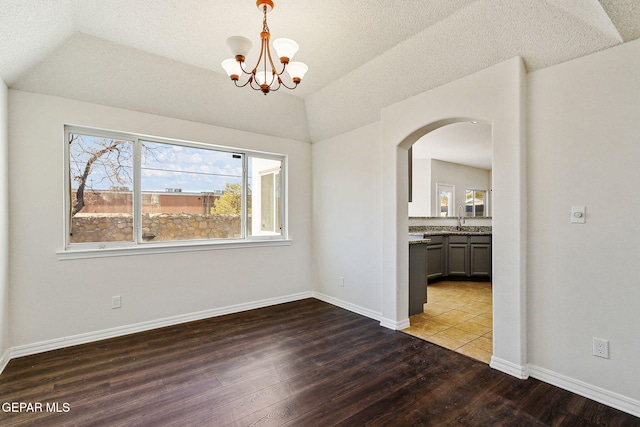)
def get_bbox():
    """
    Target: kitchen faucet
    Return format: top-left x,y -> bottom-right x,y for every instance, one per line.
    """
457,206 -> 465,230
